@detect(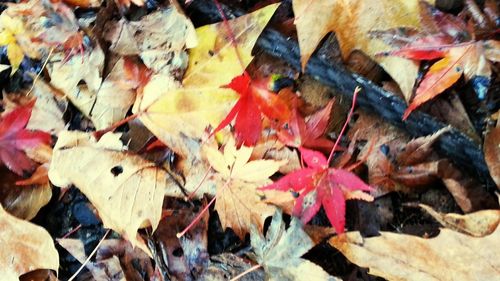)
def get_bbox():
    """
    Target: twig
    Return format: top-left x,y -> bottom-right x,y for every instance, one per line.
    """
67,229 -> 110,281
